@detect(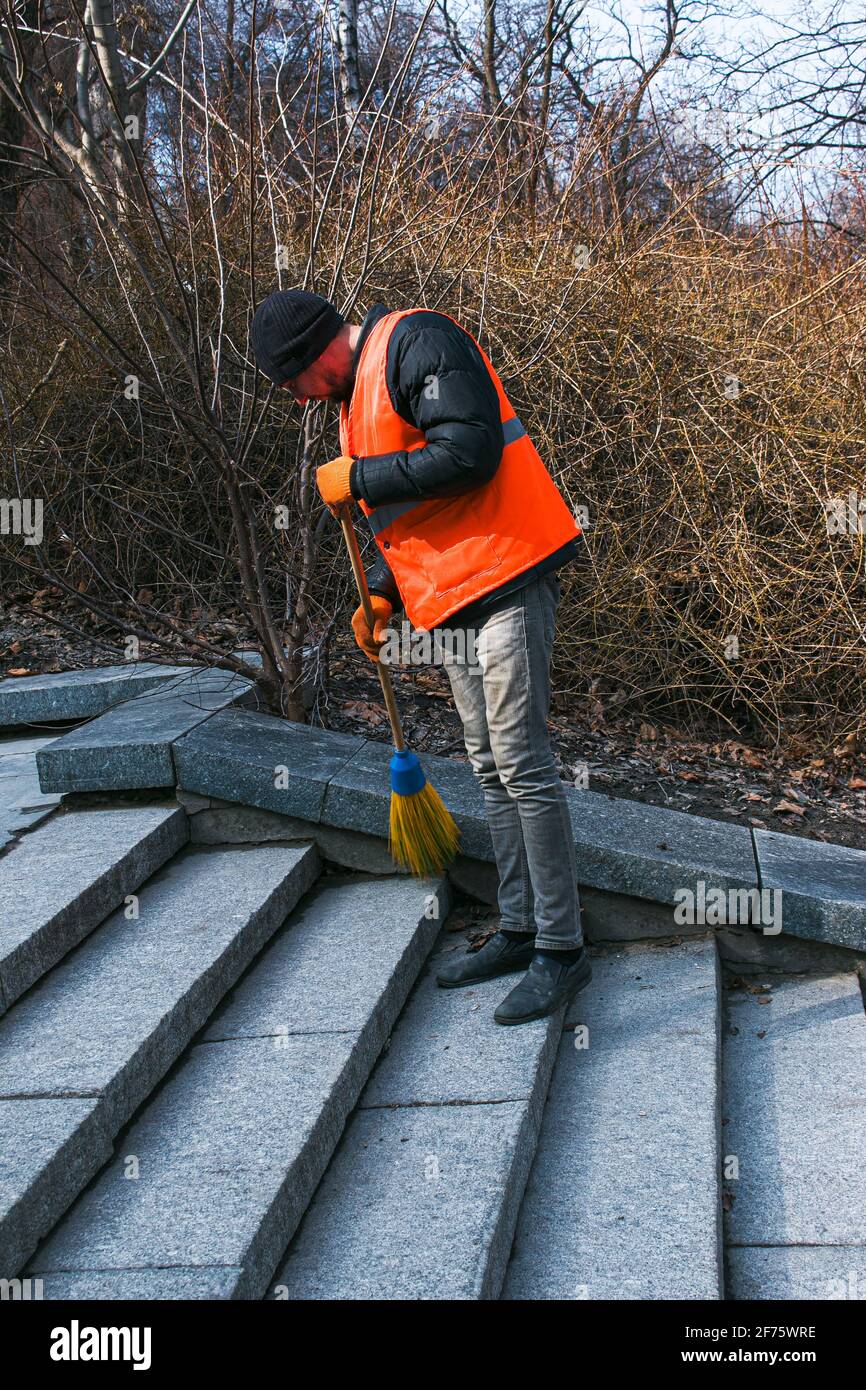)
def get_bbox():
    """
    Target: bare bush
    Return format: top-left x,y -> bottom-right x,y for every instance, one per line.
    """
0,1 -> 863,740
